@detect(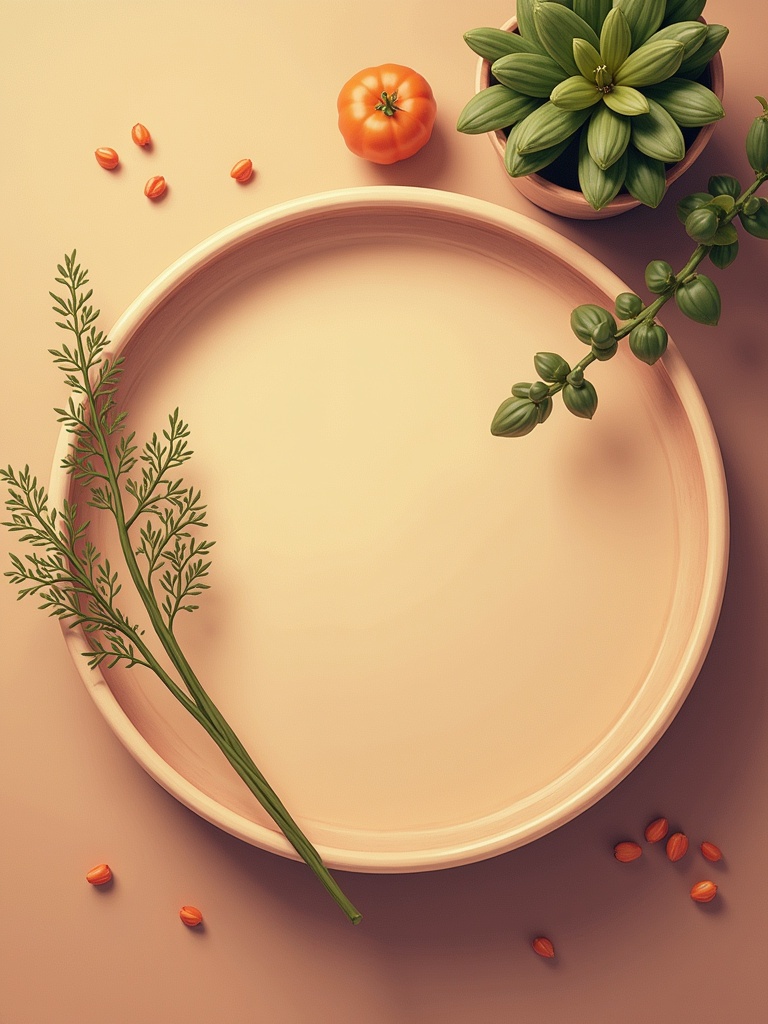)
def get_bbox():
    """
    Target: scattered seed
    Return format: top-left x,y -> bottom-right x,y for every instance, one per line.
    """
614,841 -> 642,863
131,123 -> 152,147
144,175 -> 167,199
690,880 -> 718,903
700,841 -> 723,862
230,158 -> 254,183
644,817 -> 669,843
531,936 -> 555,958
85,863 -> 113,885
666,832 -> 689,862
179,905 -> 203,927
95,147 -> 119,170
